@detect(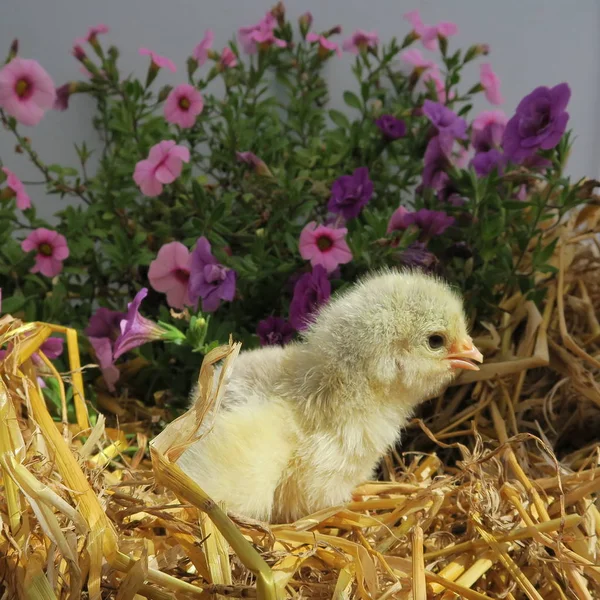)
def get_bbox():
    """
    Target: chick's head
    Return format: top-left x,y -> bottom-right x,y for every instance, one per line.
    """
303,269 -> 483,403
